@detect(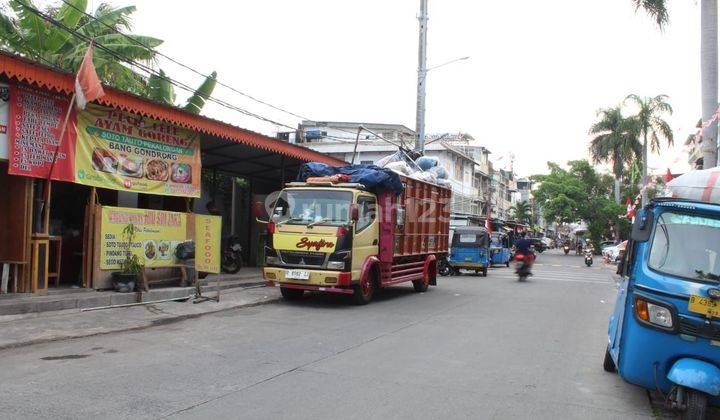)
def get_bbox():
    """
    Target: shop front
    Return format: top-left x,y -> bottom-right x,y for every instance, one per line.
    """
0,51 -> 343,295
